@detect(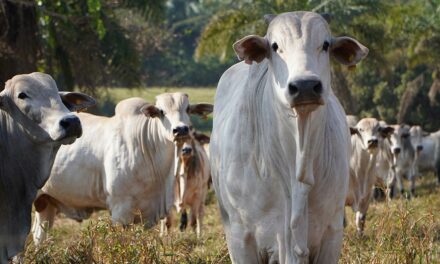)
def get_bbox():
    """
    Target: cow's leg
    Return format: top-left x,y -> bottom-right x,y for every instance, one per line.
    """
180,209 -> 188,231
110,200 -> 134,226
409,173 -> 416,197
225,223 -> 261,264
190,200 -> 205,238
436,163 -> 440,185
32,202 -> 57,246
160,211 -> 174,237
315,210 -> 344,264
355,193 -> 371,236
395,170 -> 405,198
